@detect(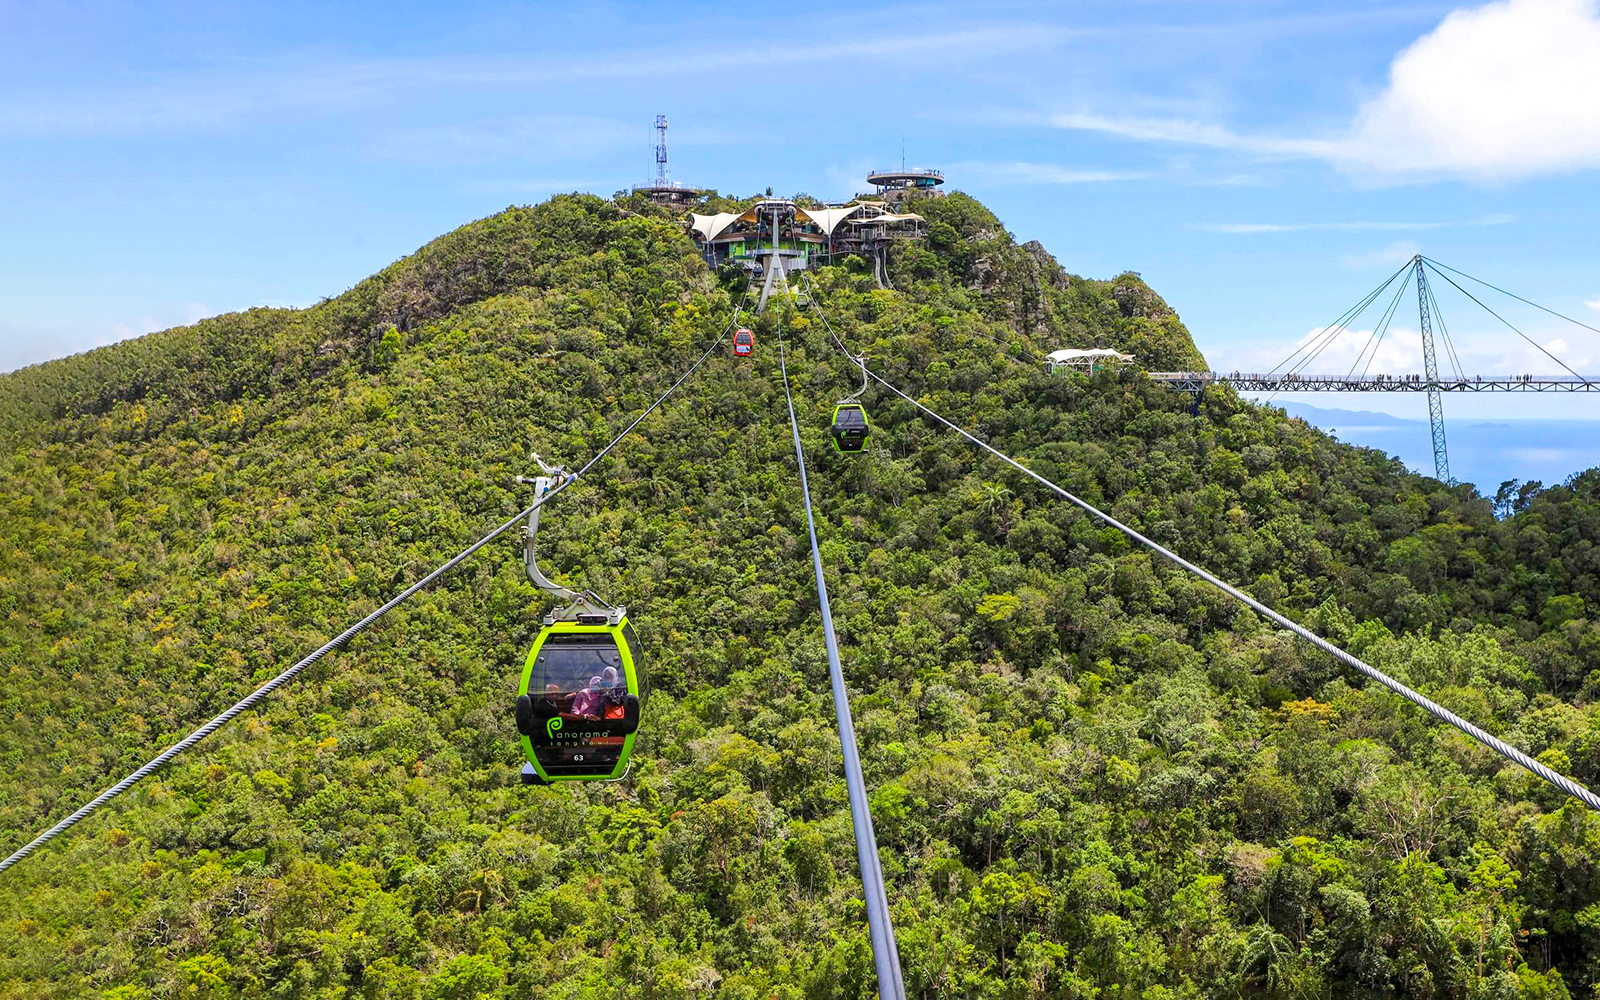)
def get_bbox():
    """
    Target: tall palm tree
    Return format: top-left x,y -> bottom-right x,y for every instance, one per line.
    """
1240,922 -> 1295,997
976,481 -> 1015,536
